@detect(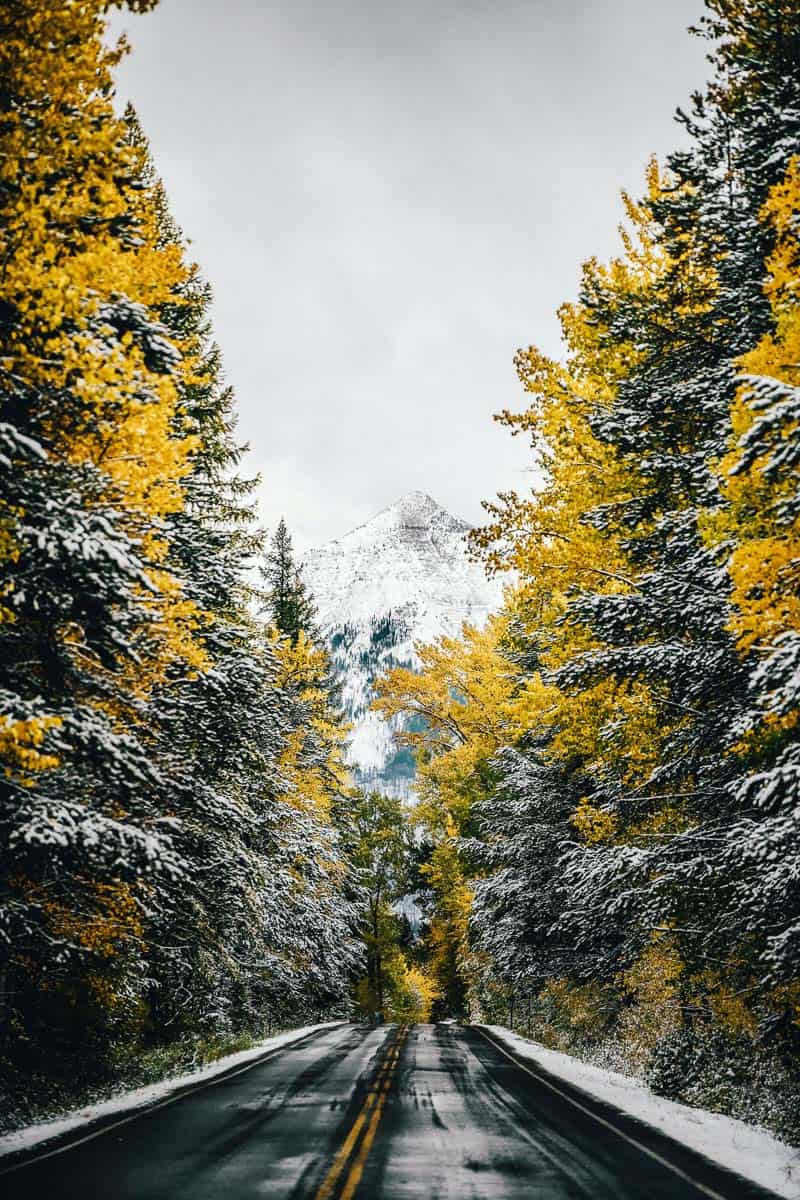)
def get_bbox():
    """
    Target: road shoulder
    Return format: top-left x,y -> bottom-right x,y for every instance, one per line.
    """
0,1020 -> 348,1174
476,1025 -> 797,1200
